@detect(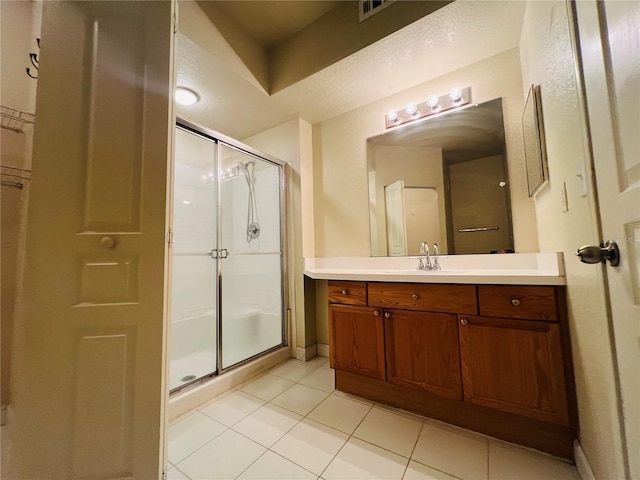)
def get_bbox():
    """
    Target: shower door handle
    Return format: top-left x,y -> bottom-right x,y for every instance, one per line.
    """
209,248 -> 229,259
